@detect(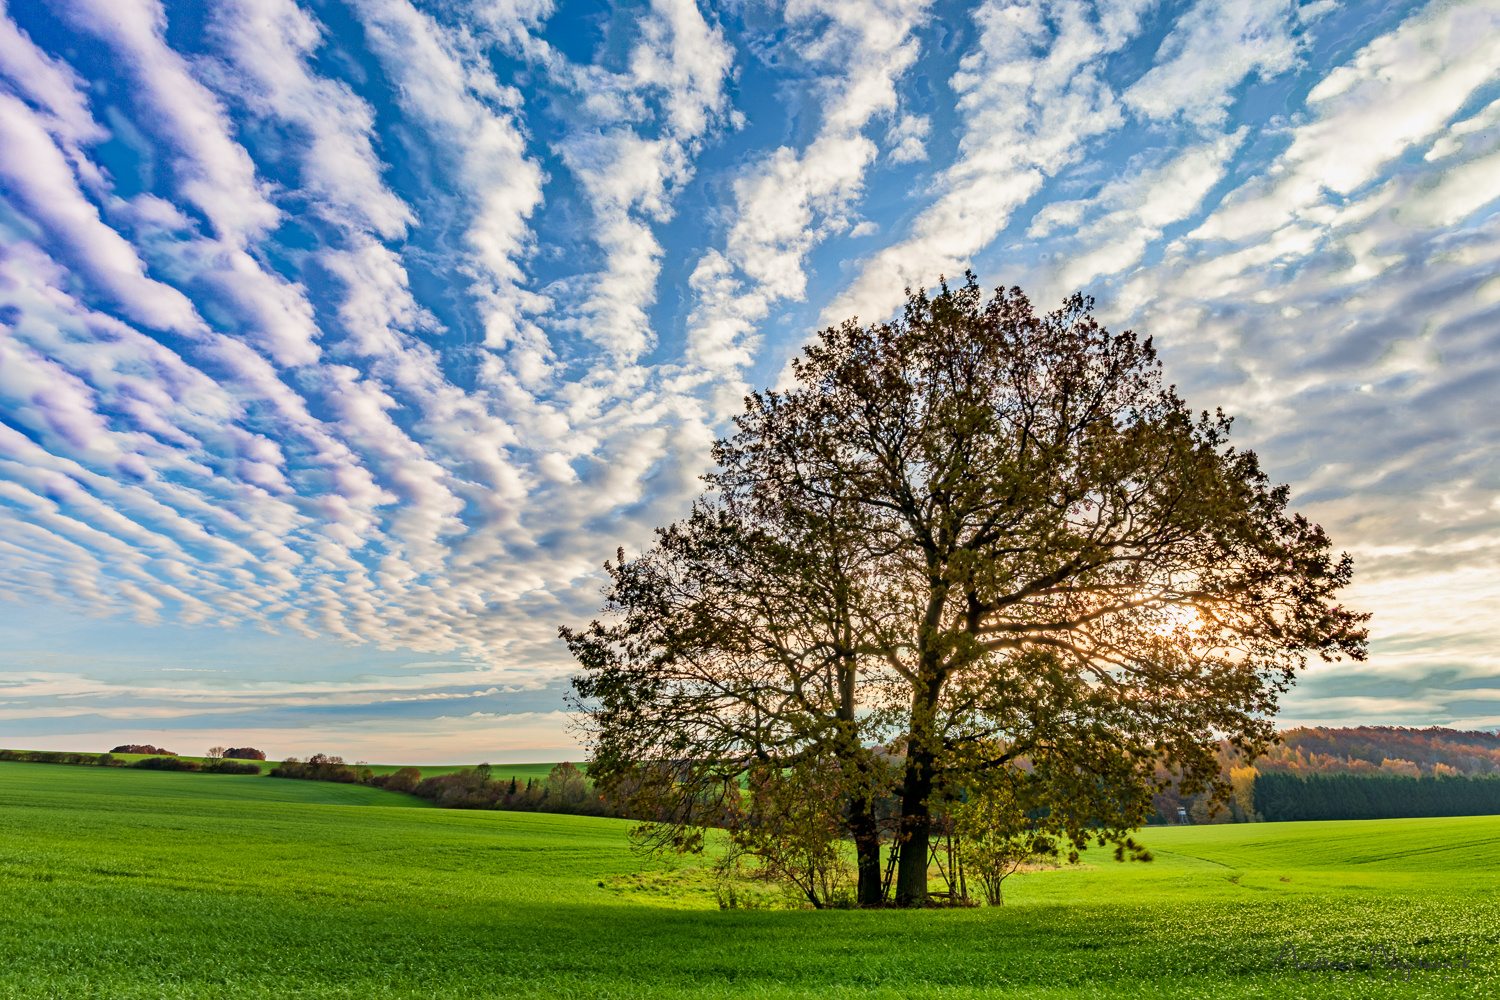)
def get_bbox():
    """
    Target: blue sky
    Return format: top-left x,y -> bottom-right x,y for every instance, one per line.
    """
1,0 -> 1498,763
